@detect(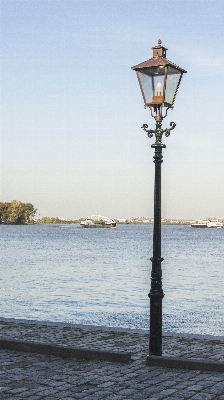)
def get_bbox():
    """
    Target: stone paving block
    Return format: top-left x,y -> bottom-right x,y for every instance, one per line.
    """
7,387 -> 27,394
159,387 -> 178,395
176,389 -> 201,397
142,387 -> 162,395
97,381 -> 115,389
165,397 -> 186,400
74,393 -> 93,399
146,397 -> 162,400
191,394 -> 214,400
117,388 -> 140,396
63,398 -> 78,400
